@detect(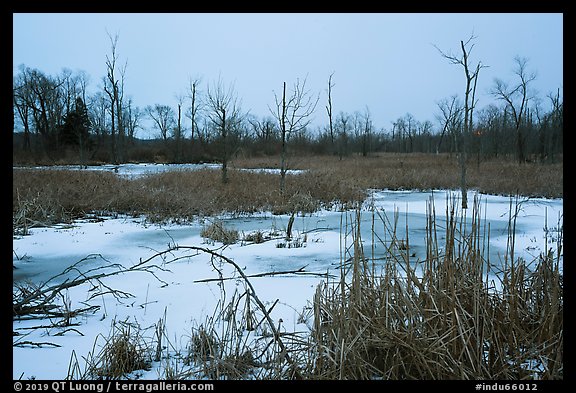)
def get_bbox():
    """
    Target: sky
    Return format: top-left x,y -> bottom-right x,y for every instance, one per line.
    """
12,13 -> 563,139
